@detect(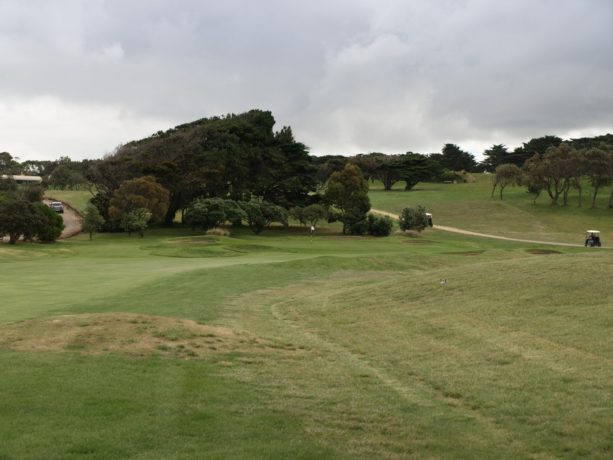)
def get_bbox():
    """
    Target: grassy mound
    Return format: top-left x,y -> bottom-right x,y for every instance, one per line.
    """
0,313 -> 287,359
